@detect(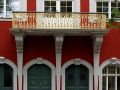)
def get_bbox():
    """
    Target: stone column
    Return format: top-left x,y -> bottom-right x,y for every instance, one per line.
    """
15,33 -> 24,90
55,36 -> 64,90
93,34 -> 104,90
